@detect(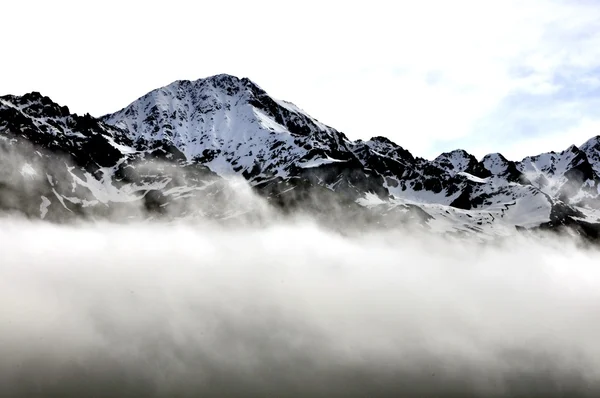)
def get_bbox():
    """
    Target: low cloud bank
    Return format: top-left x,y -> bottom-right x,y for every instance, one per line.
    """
0,219 -> 599,397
